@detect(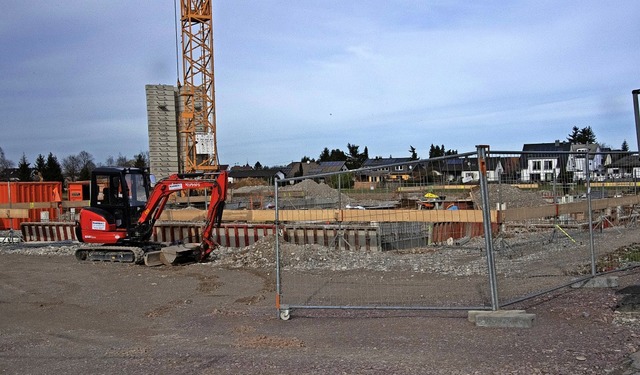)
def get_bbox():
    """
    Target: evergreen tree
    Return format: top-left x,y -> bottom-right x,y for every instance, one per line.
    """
429,144 -> 443,158
578,126 -> 596,144
79,165 -> 92,181
409,145 -> 418,160
429,144 -> 436,158
622,140 -> 630,152
133,152 -> 147,169
567,126 -> 597,144
17,154 -> 32,181
319,148 -> 330,161
567,126 -> 581,143
34,154 -> 46,181
346,143 -> 365,169
44,153 -> 64,182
